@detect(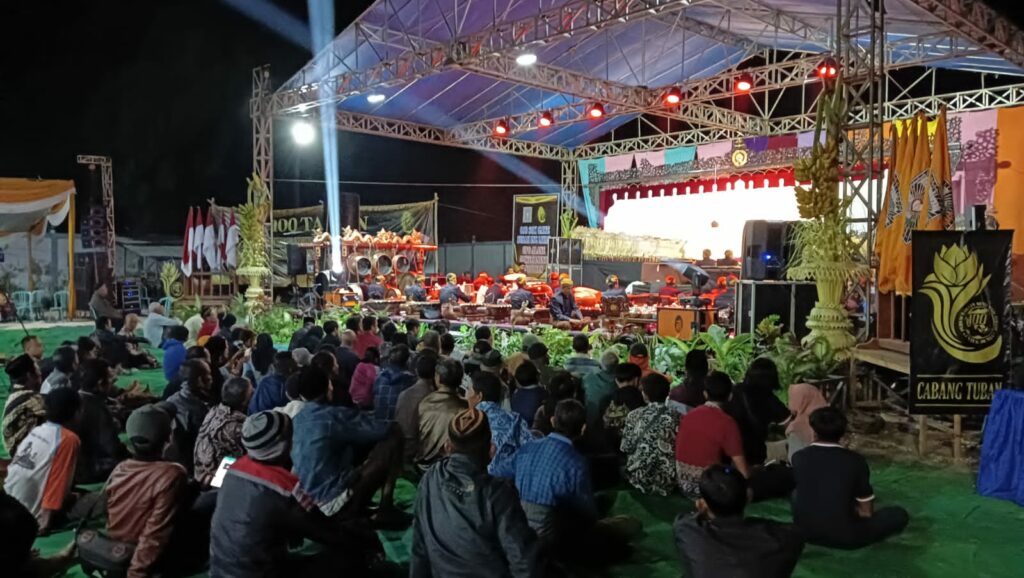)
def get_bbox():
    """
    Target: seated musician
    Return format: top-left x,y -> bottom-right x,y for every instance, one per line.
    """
405,274 -> 428,302
660,276 -> 684,300
717,249 -> 739,267
367,275 -> 387,300
484,276 -> 506,305
603,275 -> 626,298
439,273 -> 471,305
506,276 -> 536,310
550,278 -> 589,328
697,249 -> 717,268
